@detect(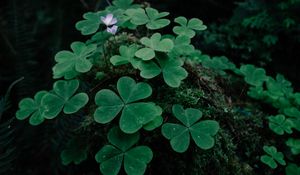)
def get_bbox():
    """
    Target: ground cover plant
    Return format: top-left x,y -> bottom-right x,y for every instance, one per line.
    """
1,0 -> 299,174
